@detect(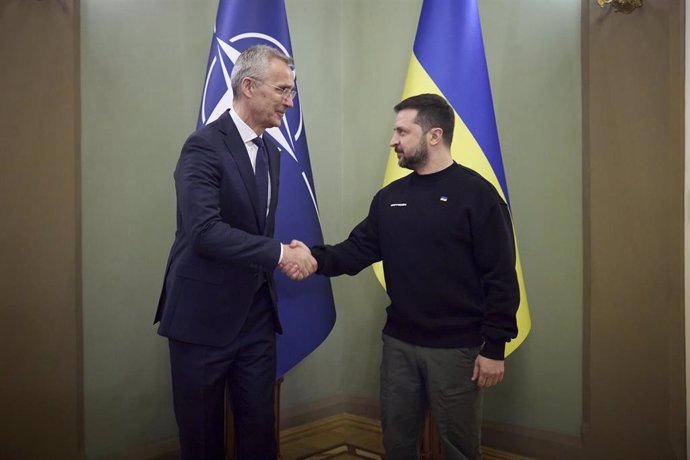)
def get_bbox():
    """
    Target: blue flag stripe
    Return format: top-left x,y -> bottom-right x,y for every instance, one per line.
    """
413,0 -> 510,203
